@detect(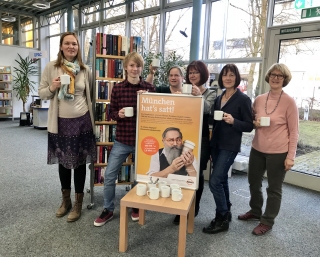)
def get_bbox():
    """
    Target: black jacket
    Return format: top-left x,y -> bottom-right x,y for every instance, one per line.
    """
210,89 -> 253,152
